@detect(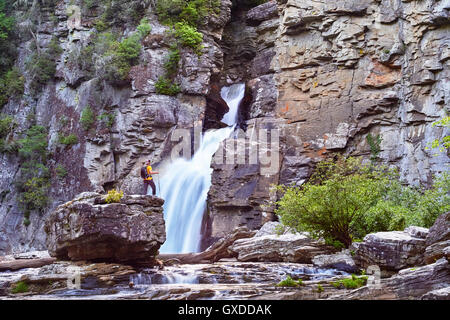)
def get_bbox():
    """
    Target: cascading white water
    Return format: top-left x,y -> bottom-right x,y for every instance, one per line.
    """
157,83 -> 245,254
